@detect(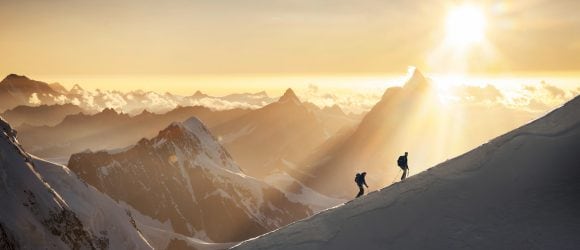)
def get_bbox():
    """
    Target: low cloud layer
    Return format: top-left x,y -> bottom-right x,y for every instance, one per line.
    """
19,76 -> 577,118
23,88 -> 265,115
